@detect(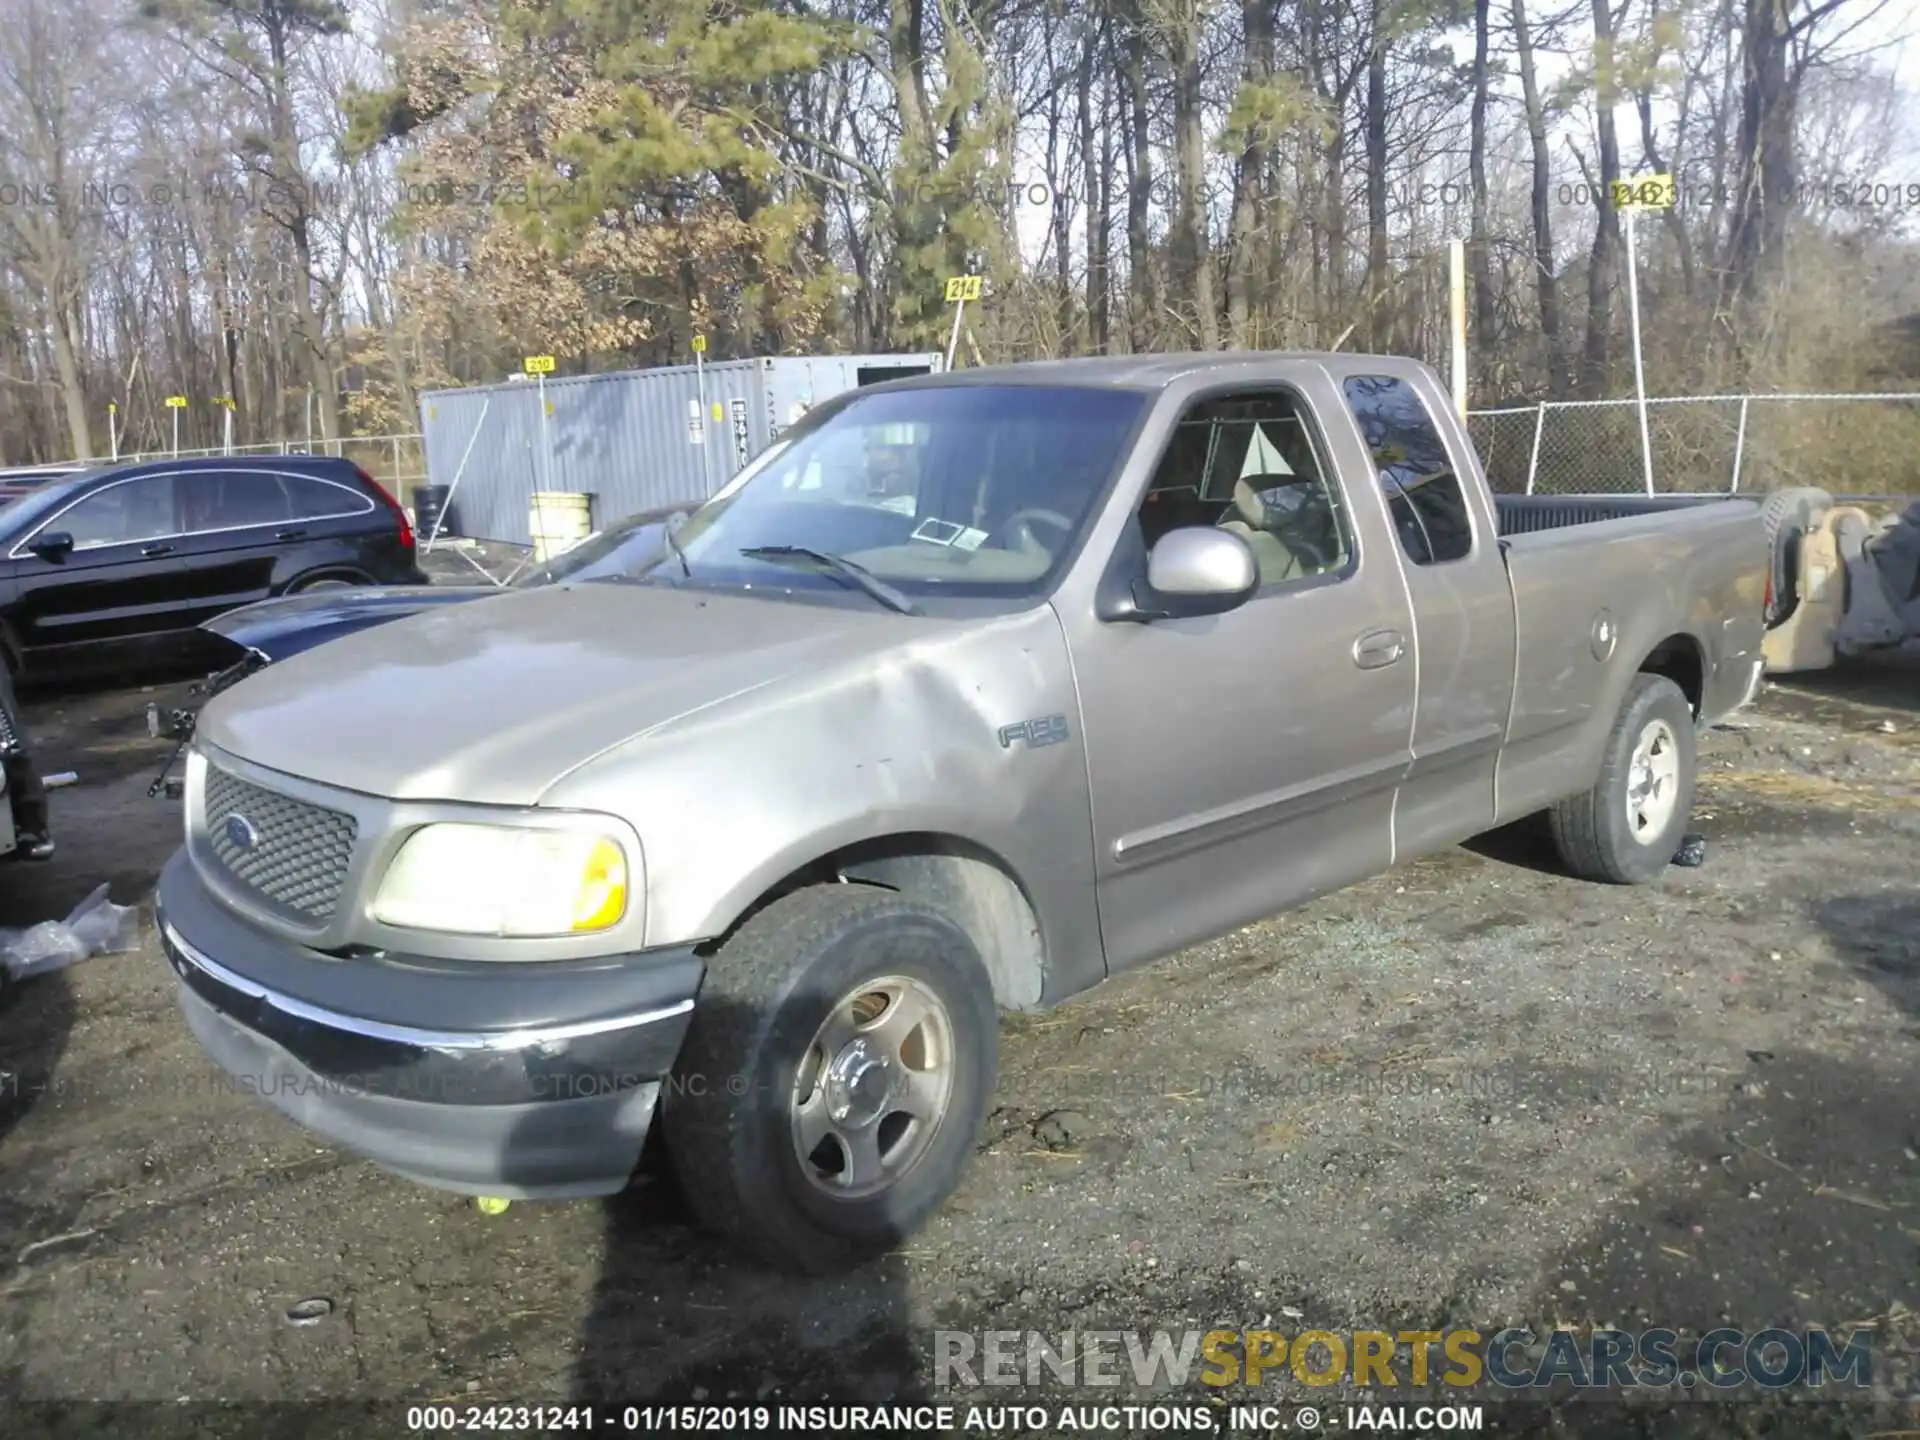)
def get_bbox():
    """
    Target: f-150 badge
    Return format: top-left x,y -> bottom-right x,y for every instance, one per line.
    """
999,715 -> 1070,750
